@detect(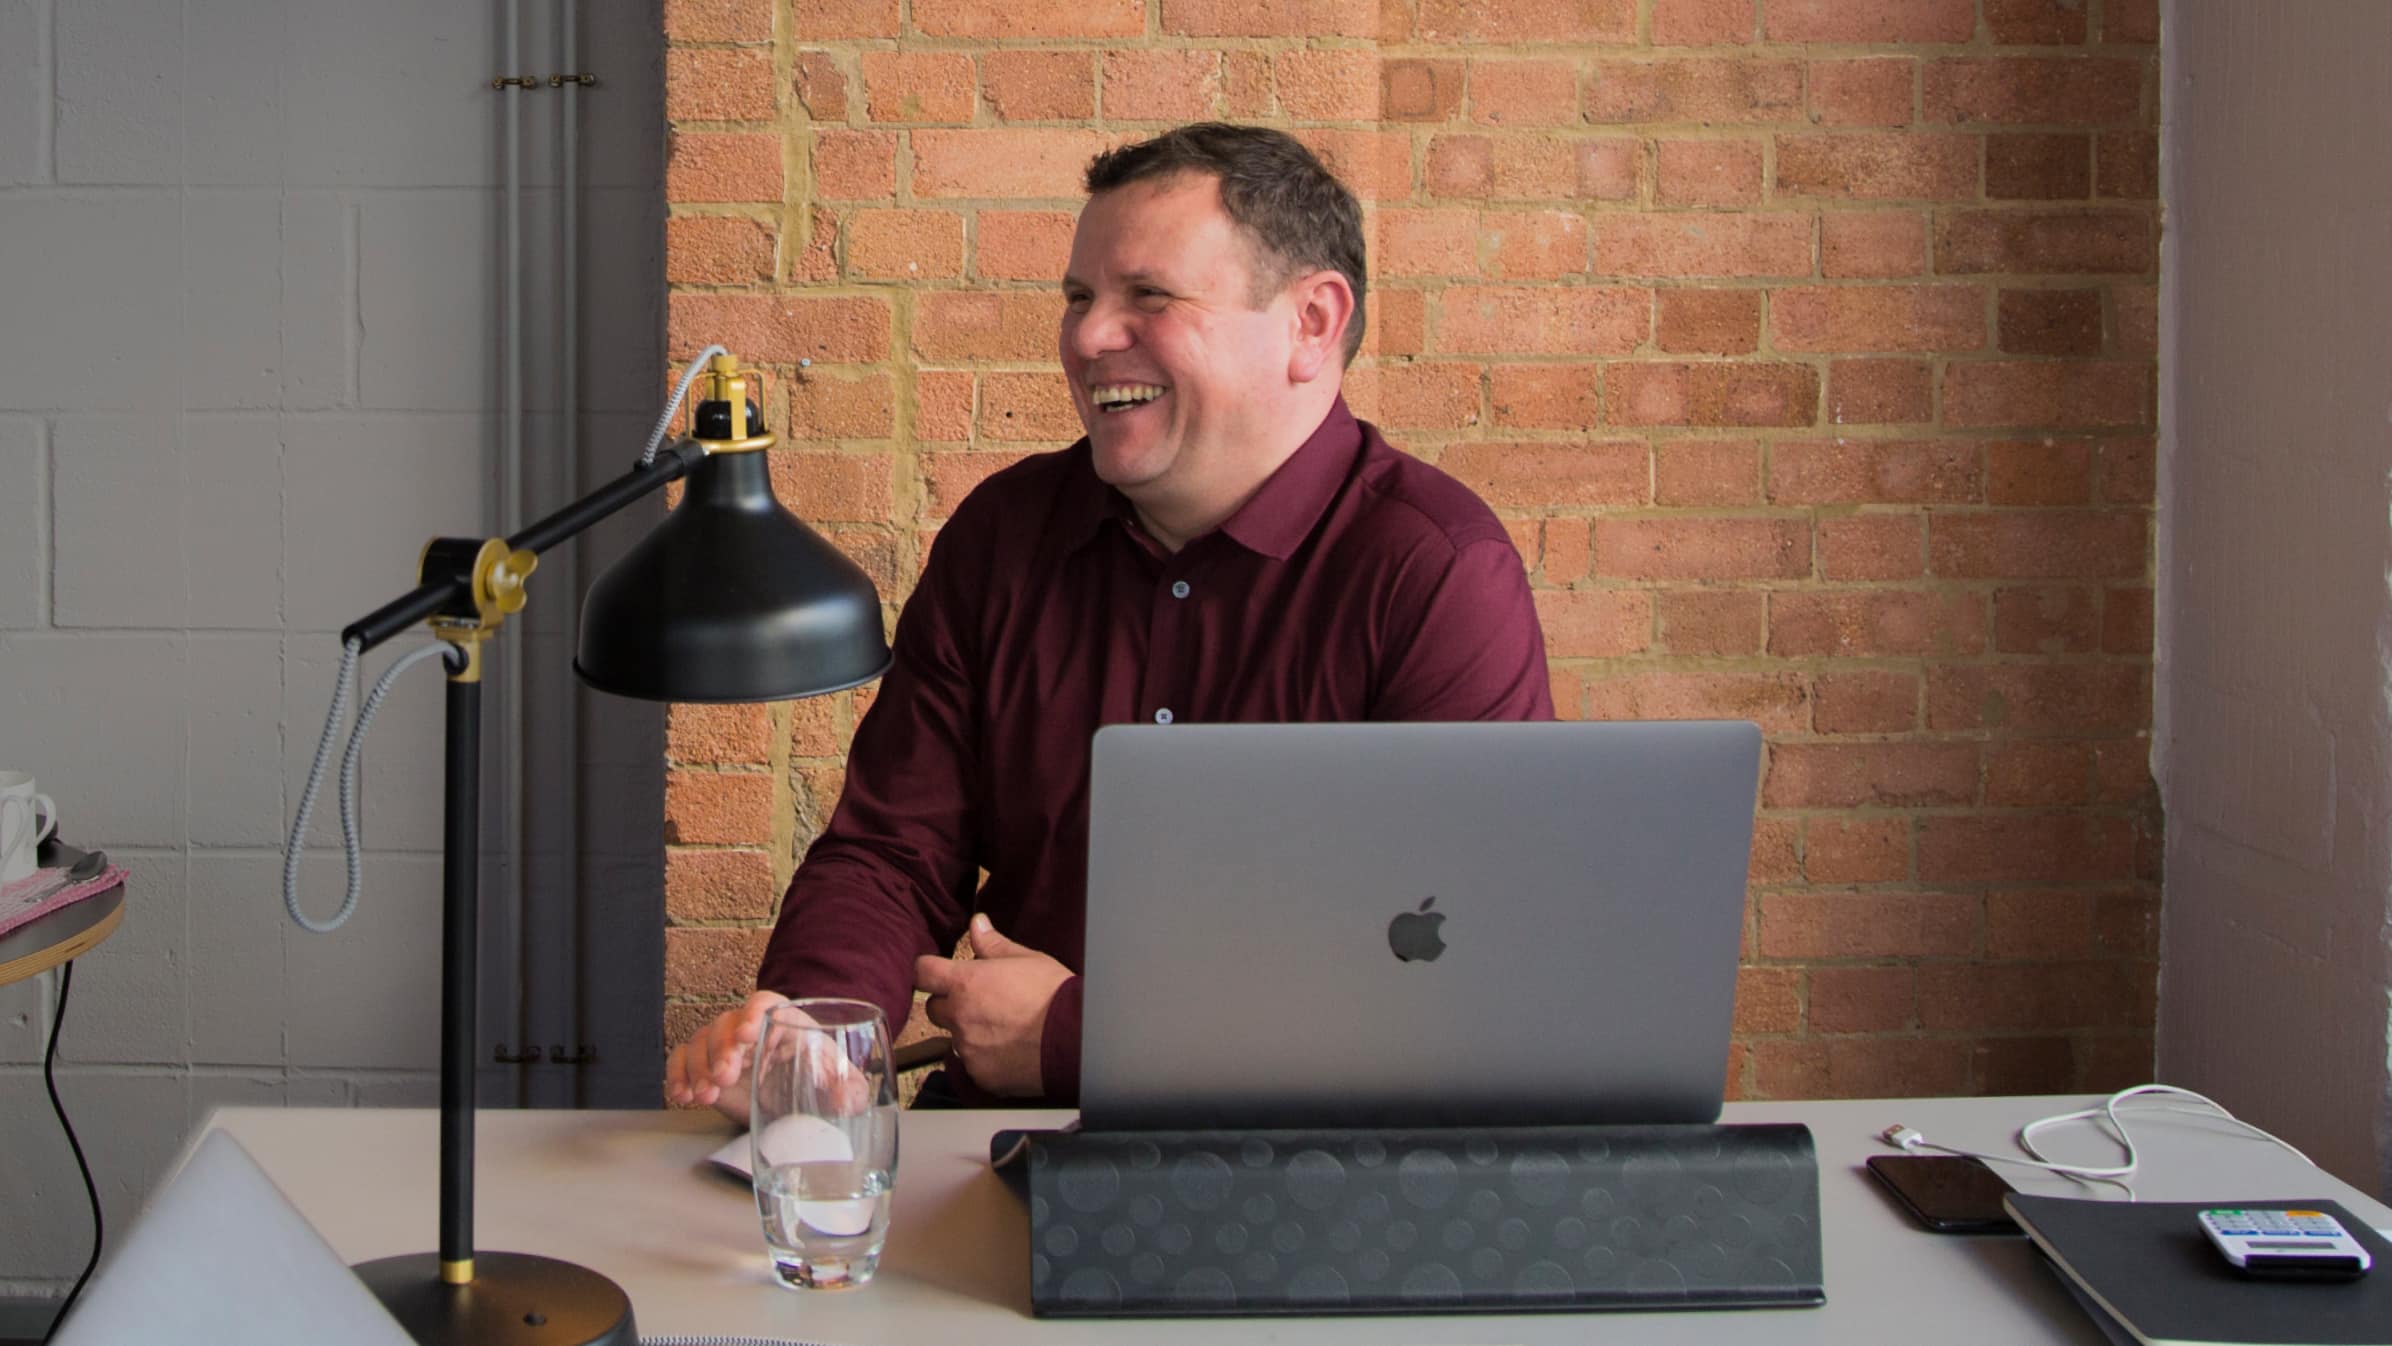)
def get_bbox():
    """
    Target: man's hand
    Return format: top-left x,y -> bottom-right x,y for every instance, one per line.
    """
913,915 -> 1073,1097
663,989 -> 787,1123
